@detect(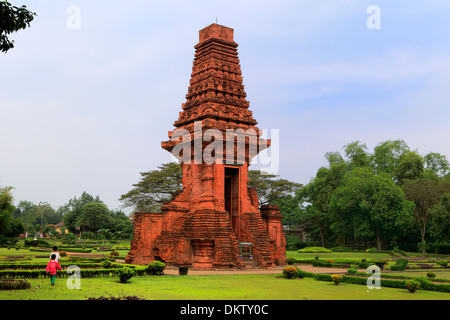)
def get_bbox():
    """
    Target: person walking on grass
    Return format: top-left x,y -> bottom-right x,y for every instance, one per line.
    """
46,254 -> 61,286
50,246 -> 61,264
